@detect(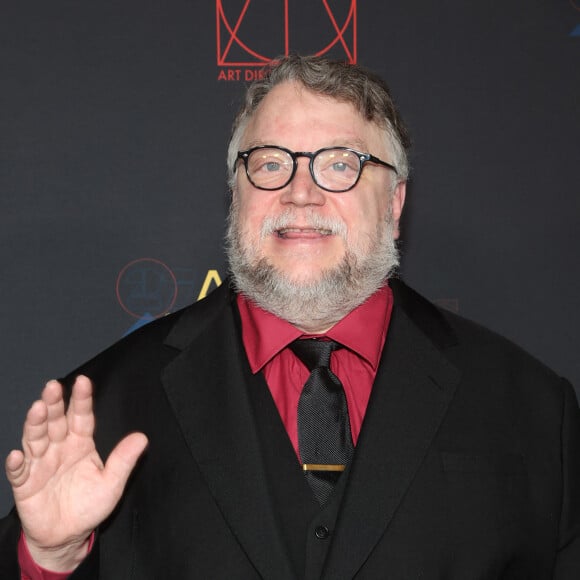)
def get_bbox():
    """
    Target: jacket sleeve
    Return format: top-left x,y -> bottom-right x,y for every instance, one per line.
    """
0,510 -> 99,580
0,509 -> 22,578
